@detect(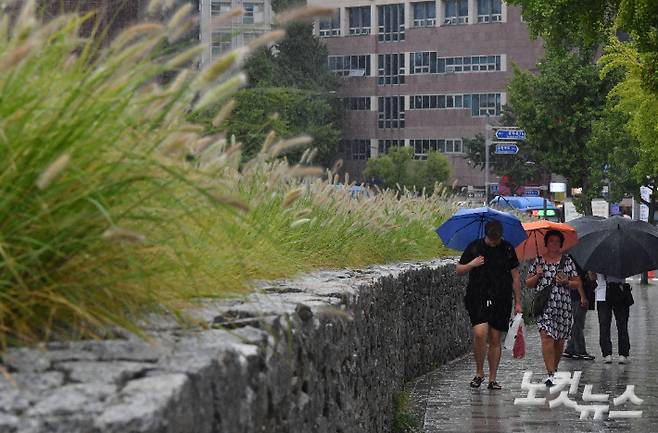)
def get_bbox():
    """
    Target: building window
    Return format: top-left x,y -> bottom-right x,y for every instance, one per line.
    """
378,96 -> 405,129
243,32 -> 262,45
378,4 -> 405,42
344,97 -> 371,111
468,93 -> 502,116
377,54 -> 405,85
343,139 -> 371,160
211,32 -> 232,57
437,55 -> 501,73
348,6 -> 371,35
477,0 -> 502,23
319,9 -> 341,37
211,1 -> 232,16
411,53 -> 501,74
410,138 -> 463,158
445,138 -> 464,153
411,139 -> 438,159
378,140 -> 403,154
409,92 -> 502,116
243,2 -> 264,24
445,0 -> 468,25
413,2 -> 436,27
410,51 -> 438,74
328,55 -> 371,77
411,94 -> 450,109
